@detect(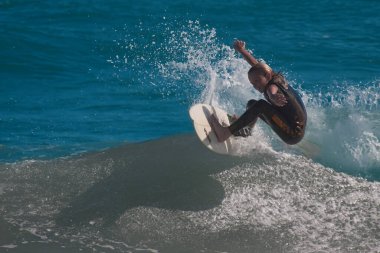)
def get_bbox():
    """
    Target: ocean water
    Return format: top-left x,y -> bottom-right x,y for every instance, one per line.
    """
1,0 -> 379,252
